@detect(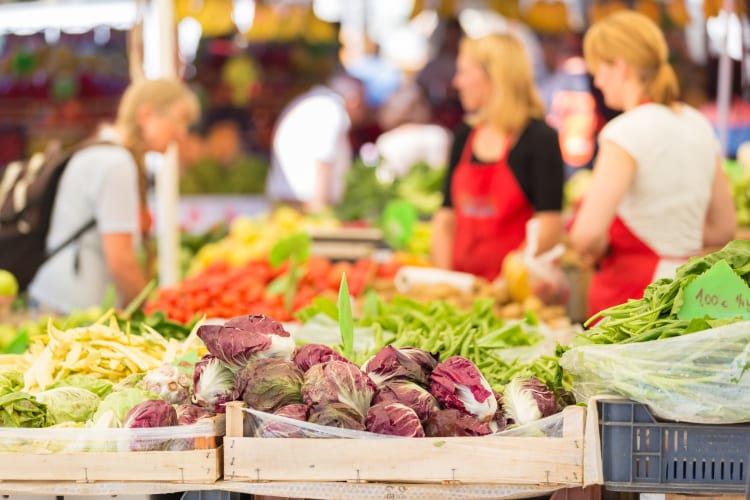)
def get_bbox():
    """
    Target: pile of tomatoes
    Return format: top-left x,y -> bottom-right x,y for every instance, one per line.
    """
144,256 -> 402,323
